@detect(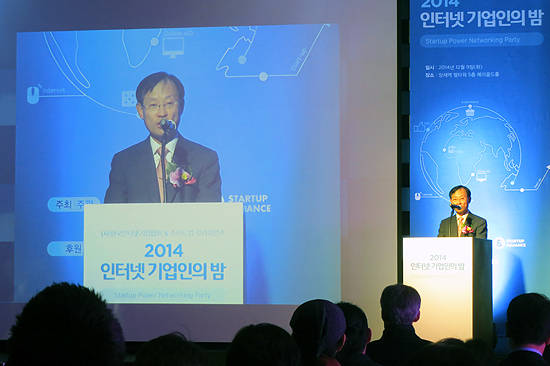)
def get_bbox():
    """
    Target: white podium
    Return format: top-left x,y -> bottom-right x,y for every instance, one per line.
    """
83,202 -> 244,304
403,237 -> 492,344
